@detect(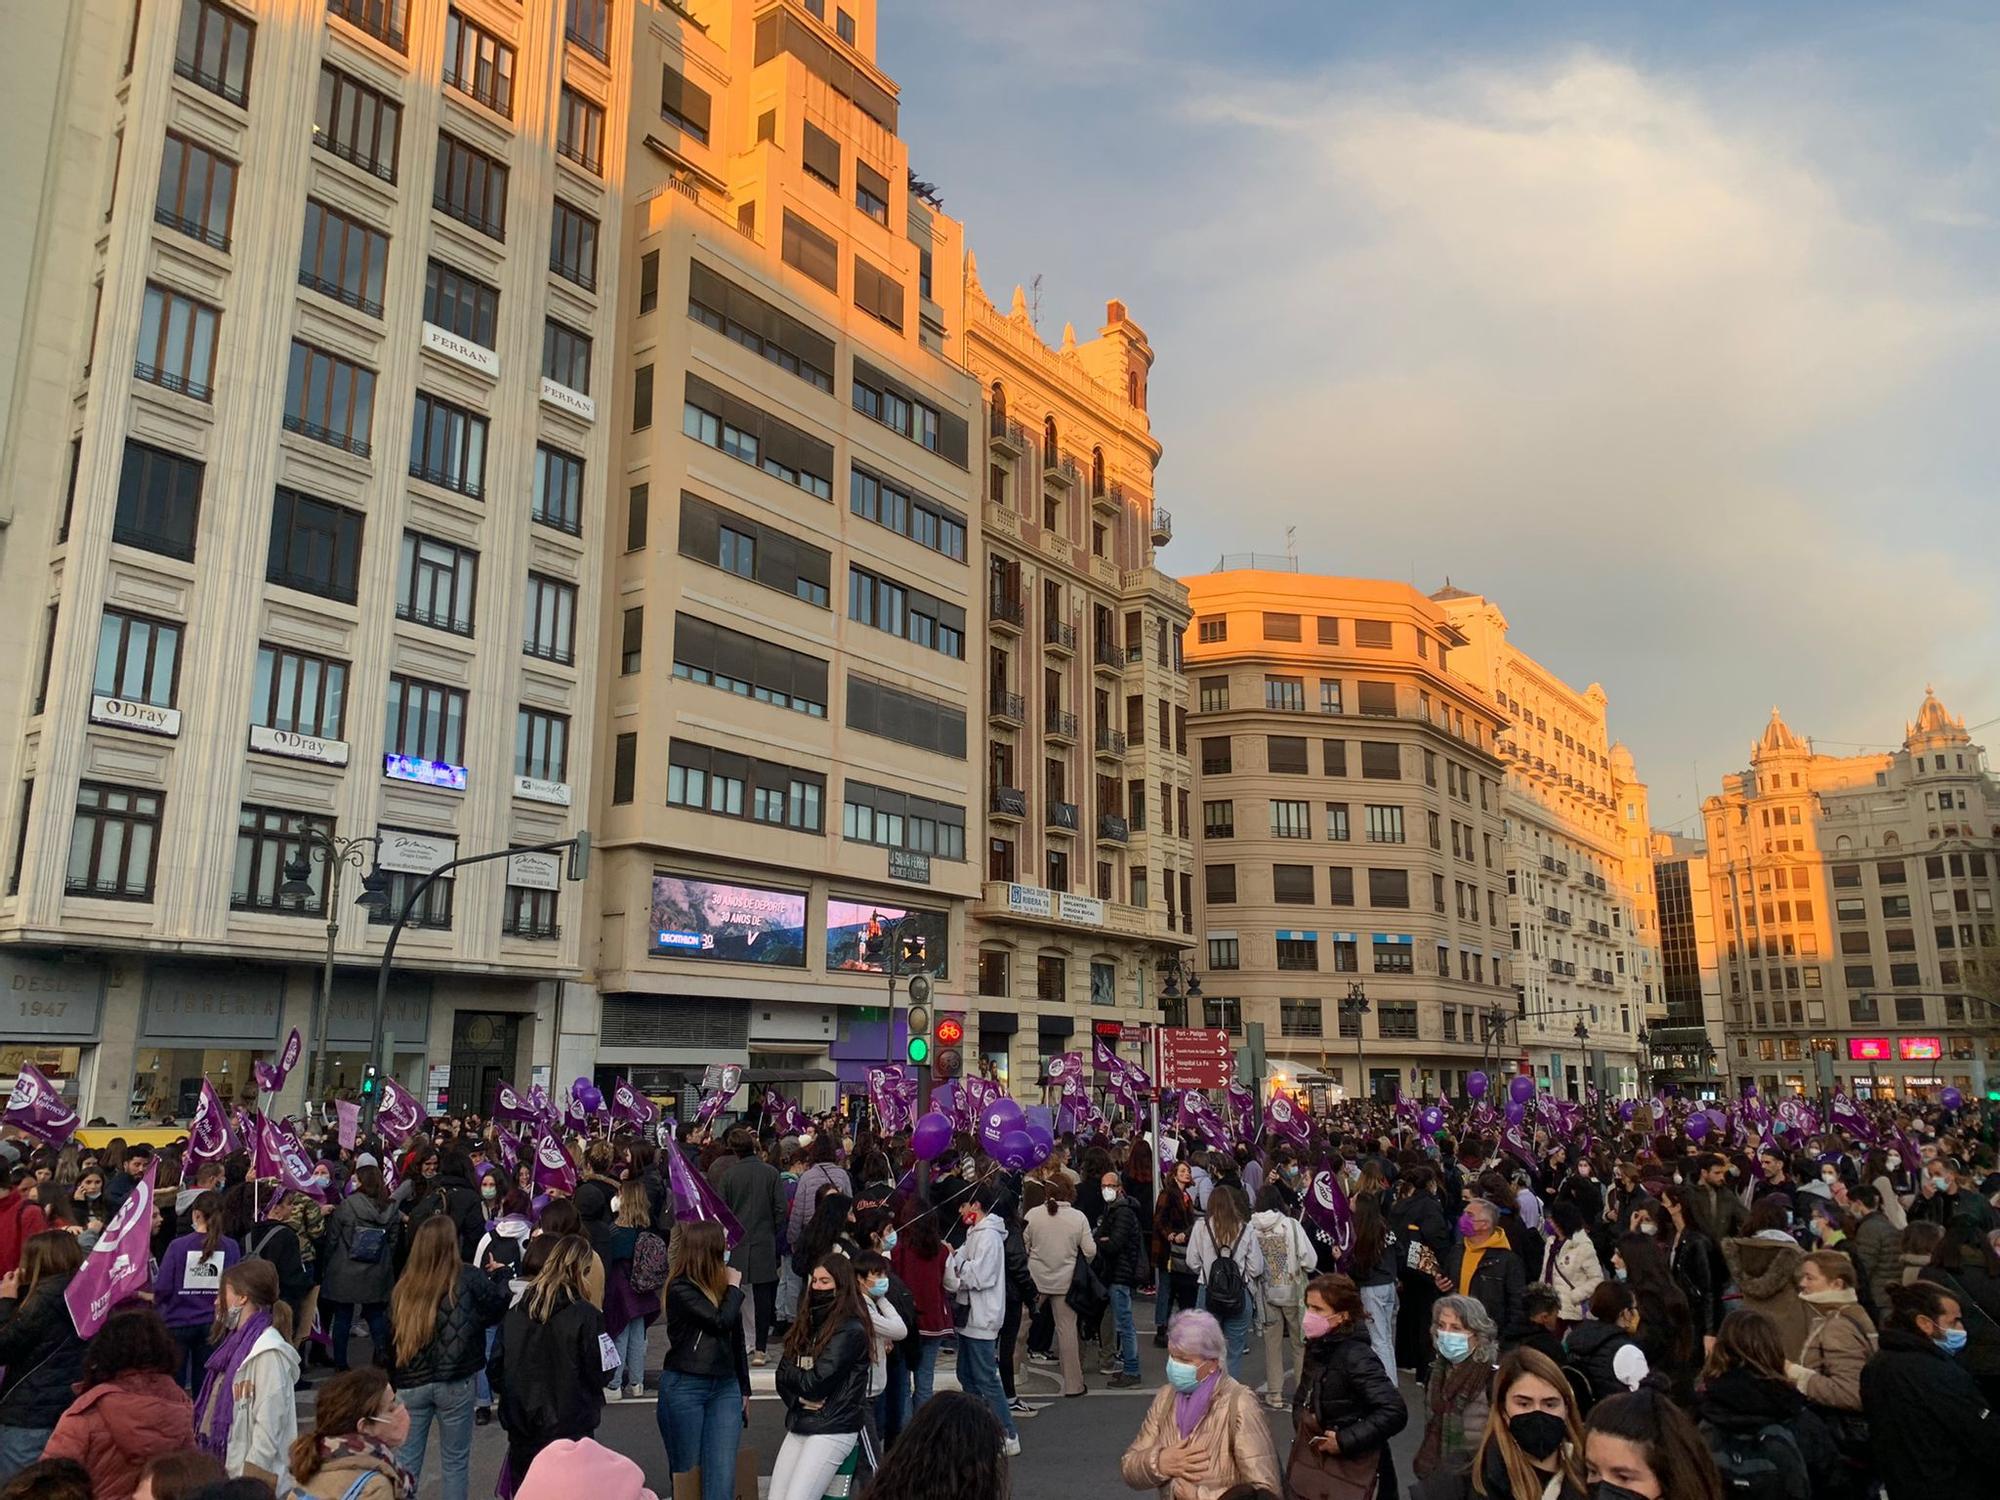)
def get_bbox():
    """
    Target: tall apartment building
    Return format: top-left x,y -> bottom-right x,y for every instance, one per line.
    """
954,272 -> 1190,1088
583,0 -> 991,1104
1183,572 -> 1516,1101
0,0 -> 626,1123
1649,831 -> 1725,1096
1701,692 -> 2000,1101
1435,589 -> 1655,1096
